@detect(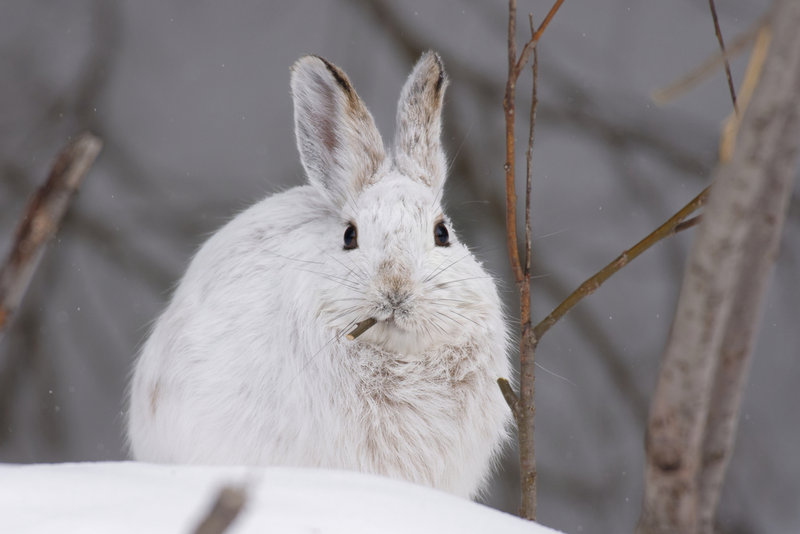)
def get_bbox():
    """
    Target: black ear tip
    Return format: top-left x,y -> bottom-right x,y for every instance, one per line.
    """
435,66 -> 445,94
318,58 -> 352,93
291,55 -> 352,96
432,52 -> 443,70
425,51 -> 446,94
432,52 -> 447,93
